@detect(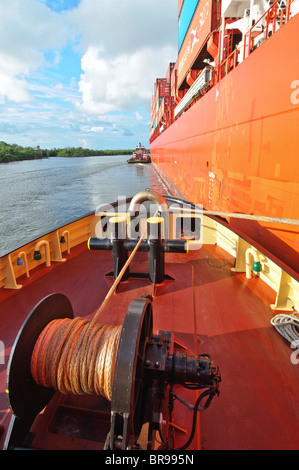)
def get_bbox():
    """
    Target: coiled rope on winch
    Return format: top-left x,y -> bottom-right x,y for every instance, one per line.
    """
270,312 -> 299,345
30,216 -> 150,402
31,317 -> 121,400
